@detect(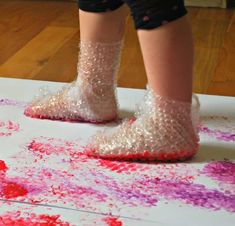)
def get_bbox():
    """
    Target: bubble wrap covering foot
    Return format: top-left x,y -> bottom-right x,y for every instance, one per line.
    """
86,89 -> 200,161
24,41 -> 122,123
